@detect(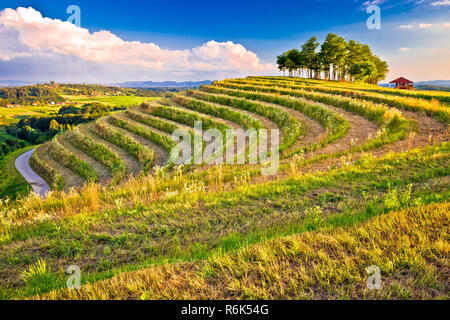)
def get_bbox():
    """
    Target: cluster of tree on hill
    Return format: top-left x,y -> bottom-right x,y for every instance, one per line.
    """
0,138 -> 27,160
0,86 -> 65,106
6,102 -> 125,144
57,84 -> 162,97
0,83 -> 162,107
277,33 -> 389,84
